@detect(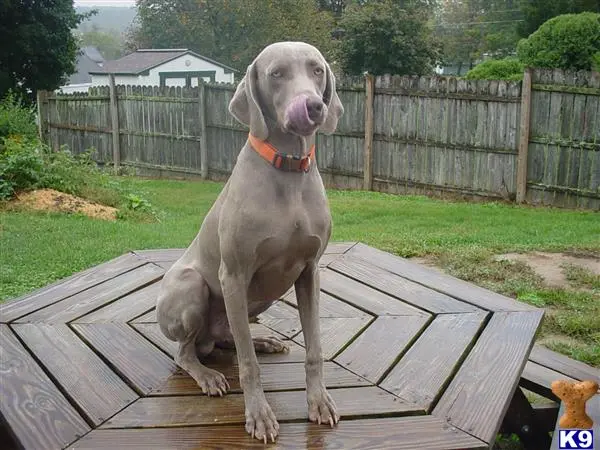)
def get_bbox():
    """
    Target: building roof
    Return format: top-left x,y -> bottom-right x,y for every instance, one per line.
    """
82,46 -> 105,64
89,49 -> 237,75
67,48 -> 104,84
